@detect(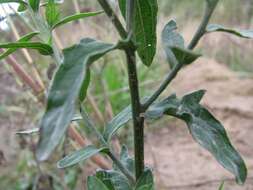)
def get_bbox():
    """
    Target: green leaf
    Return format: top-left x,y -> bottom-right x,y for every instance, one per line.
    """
113,145 -> 134,175
219,181 -> 225,190
206,24 -> 253,39
162,20 -> 200,68
0,32 -> 39,60
0,41 -> 53,56
36,38 -> 116,161
119,0 -> 158,66
162,19 -> 184,68
103,105 -> 132,142
135,169 -> 154,190
87,176 -> 110,190
206,0 -> 219,8
57,145 -> 108,168
52,11 -> 103,29
79,69 -> 91,102
171,47 -> 201,65
46,0 -> 60,28
146,90 -> 247,184
17,3 -> 27,12
0,0 -> 27,5
96,170 -> 132,190
29,0 -> 40,11
120,145 -> 135,174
